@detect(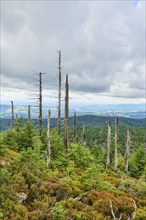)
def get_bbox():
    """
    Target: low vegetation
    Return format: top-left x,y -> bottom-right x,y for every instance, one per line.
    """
0,120 -> 146,219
